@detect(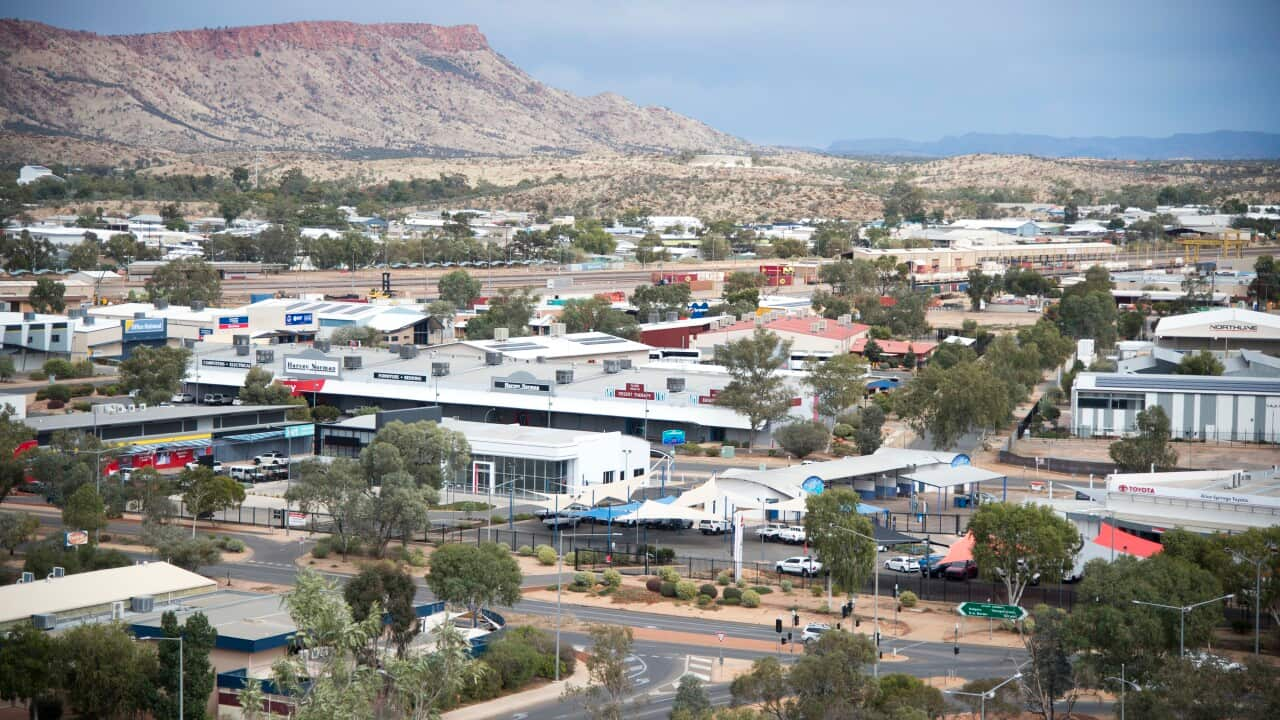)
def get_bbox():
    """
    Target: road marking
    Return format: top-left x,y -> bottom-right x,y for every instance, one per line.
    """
683,655 -> 714,682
